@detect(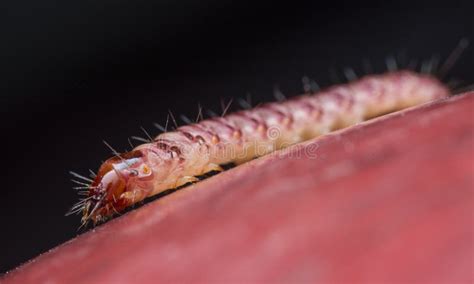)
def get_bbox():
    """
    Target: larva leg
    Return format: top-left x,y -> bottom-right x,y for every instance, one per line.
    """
201,163 -> 224,174
174,176 -> 200,188
120,190 -> 144,205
